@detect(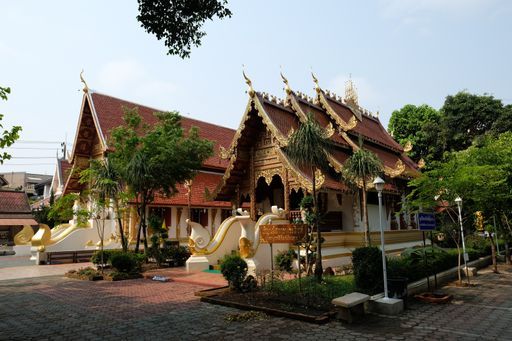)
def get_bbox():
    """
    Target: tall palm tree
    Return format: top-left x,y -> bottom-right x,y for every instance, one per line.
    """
286,113 -> 333,282
342,147 -> 383,246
